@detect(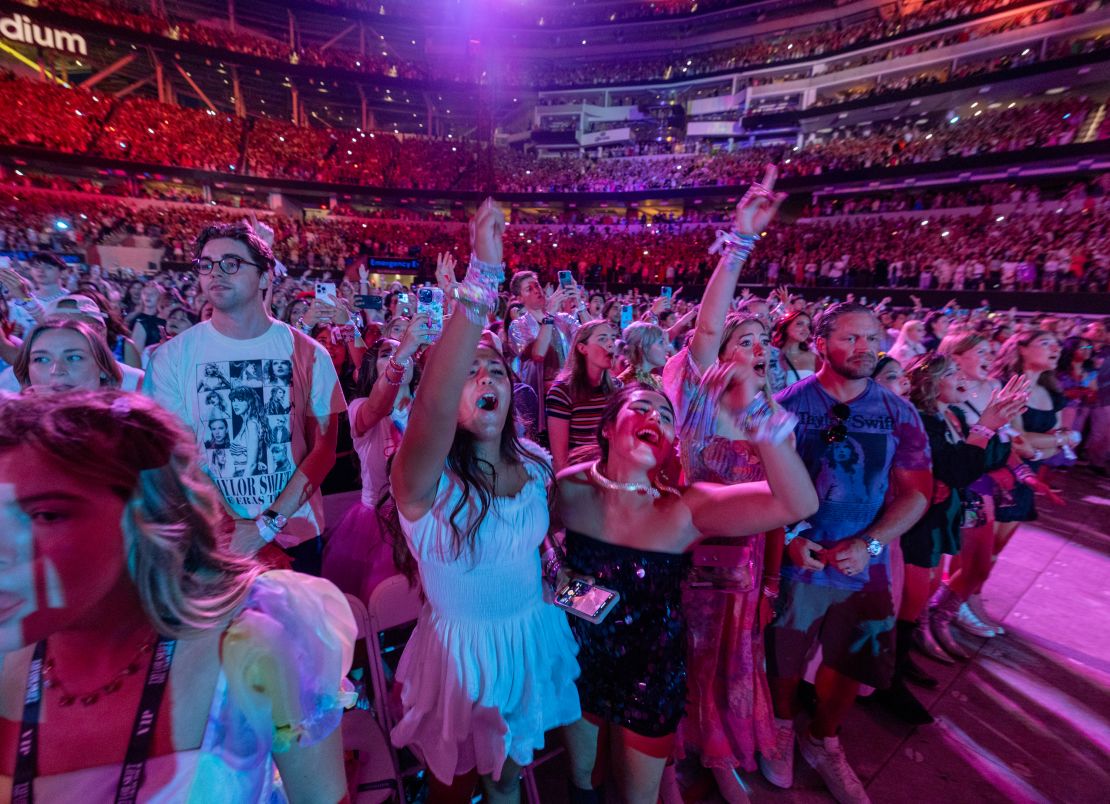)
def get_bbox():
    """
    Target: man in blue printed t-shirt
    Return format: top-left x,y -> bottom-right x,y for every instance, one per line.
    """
760,303 -> 932,804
